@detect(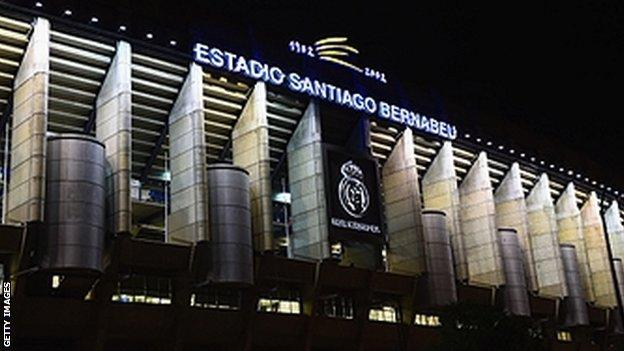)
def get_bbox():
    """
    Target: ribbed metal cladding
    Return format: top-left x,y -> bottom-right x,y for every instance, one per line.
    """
560,243 -> 590,326
422,209 -> 457,306
498,228 -> 531,316
40,134 -> 106,272
613,258 -> 624,333
206,163 -> 253,285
